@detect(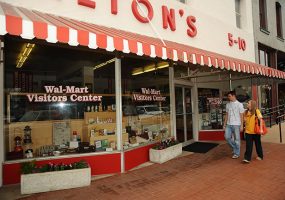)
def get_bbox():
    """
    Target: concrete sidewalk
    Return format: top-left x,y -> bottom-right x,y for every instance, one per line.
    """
262,123 -> 285,144
1,142 -> 285,200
